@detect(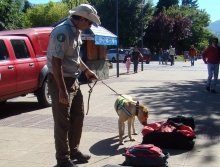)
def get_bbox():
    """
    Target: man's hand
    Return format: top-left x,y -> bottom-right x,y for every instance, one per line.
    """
59,89 -> 69,105
84,69 -> 98,81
